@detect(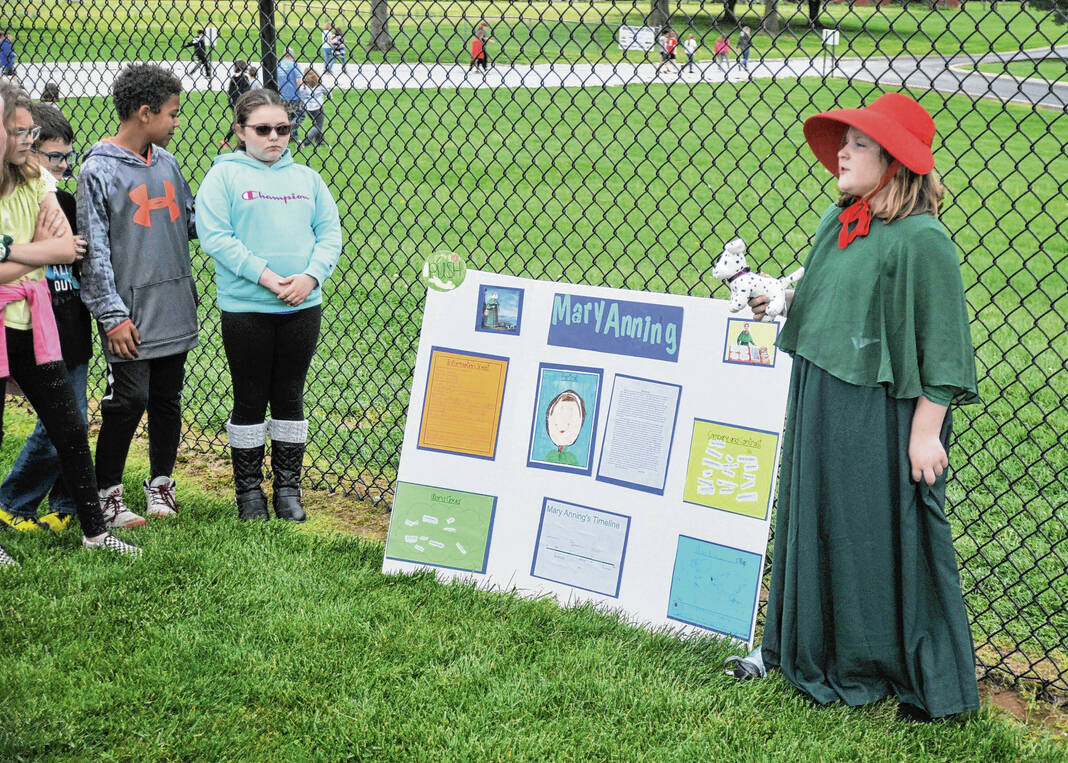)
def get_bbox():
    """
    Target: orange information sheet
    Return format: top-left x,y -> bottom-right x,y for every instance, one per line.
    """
417,348 -> 509,458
